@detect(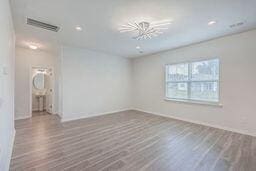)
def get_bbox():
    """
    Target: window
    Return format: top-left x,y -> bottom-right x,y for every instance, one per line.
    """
166,59 -> 219,103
